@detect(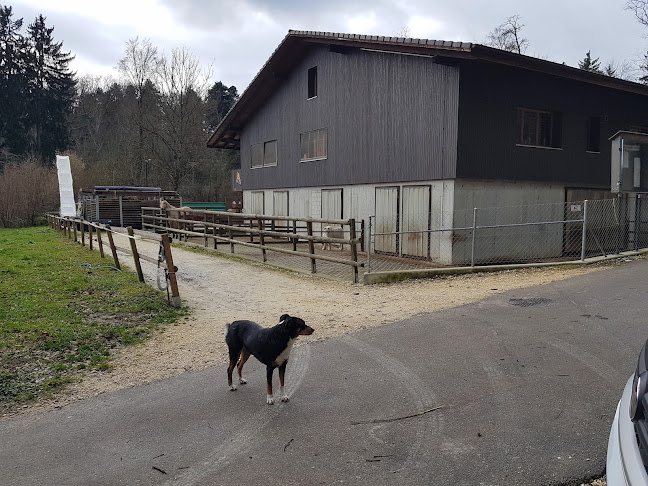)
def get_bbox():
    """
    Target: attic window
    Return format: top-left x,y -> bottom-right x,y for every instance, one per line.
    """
308,66 -> 317,99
